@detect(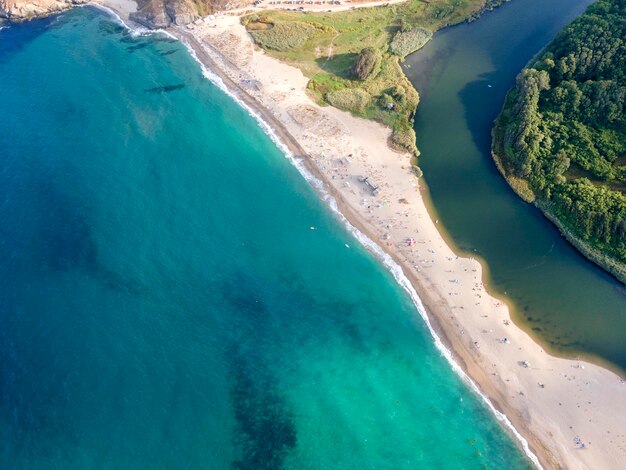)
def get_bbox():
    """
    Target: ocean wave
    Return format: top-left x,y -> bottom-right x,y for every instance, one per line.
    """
92,7 -> 542,468
87,3 -> 175,39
